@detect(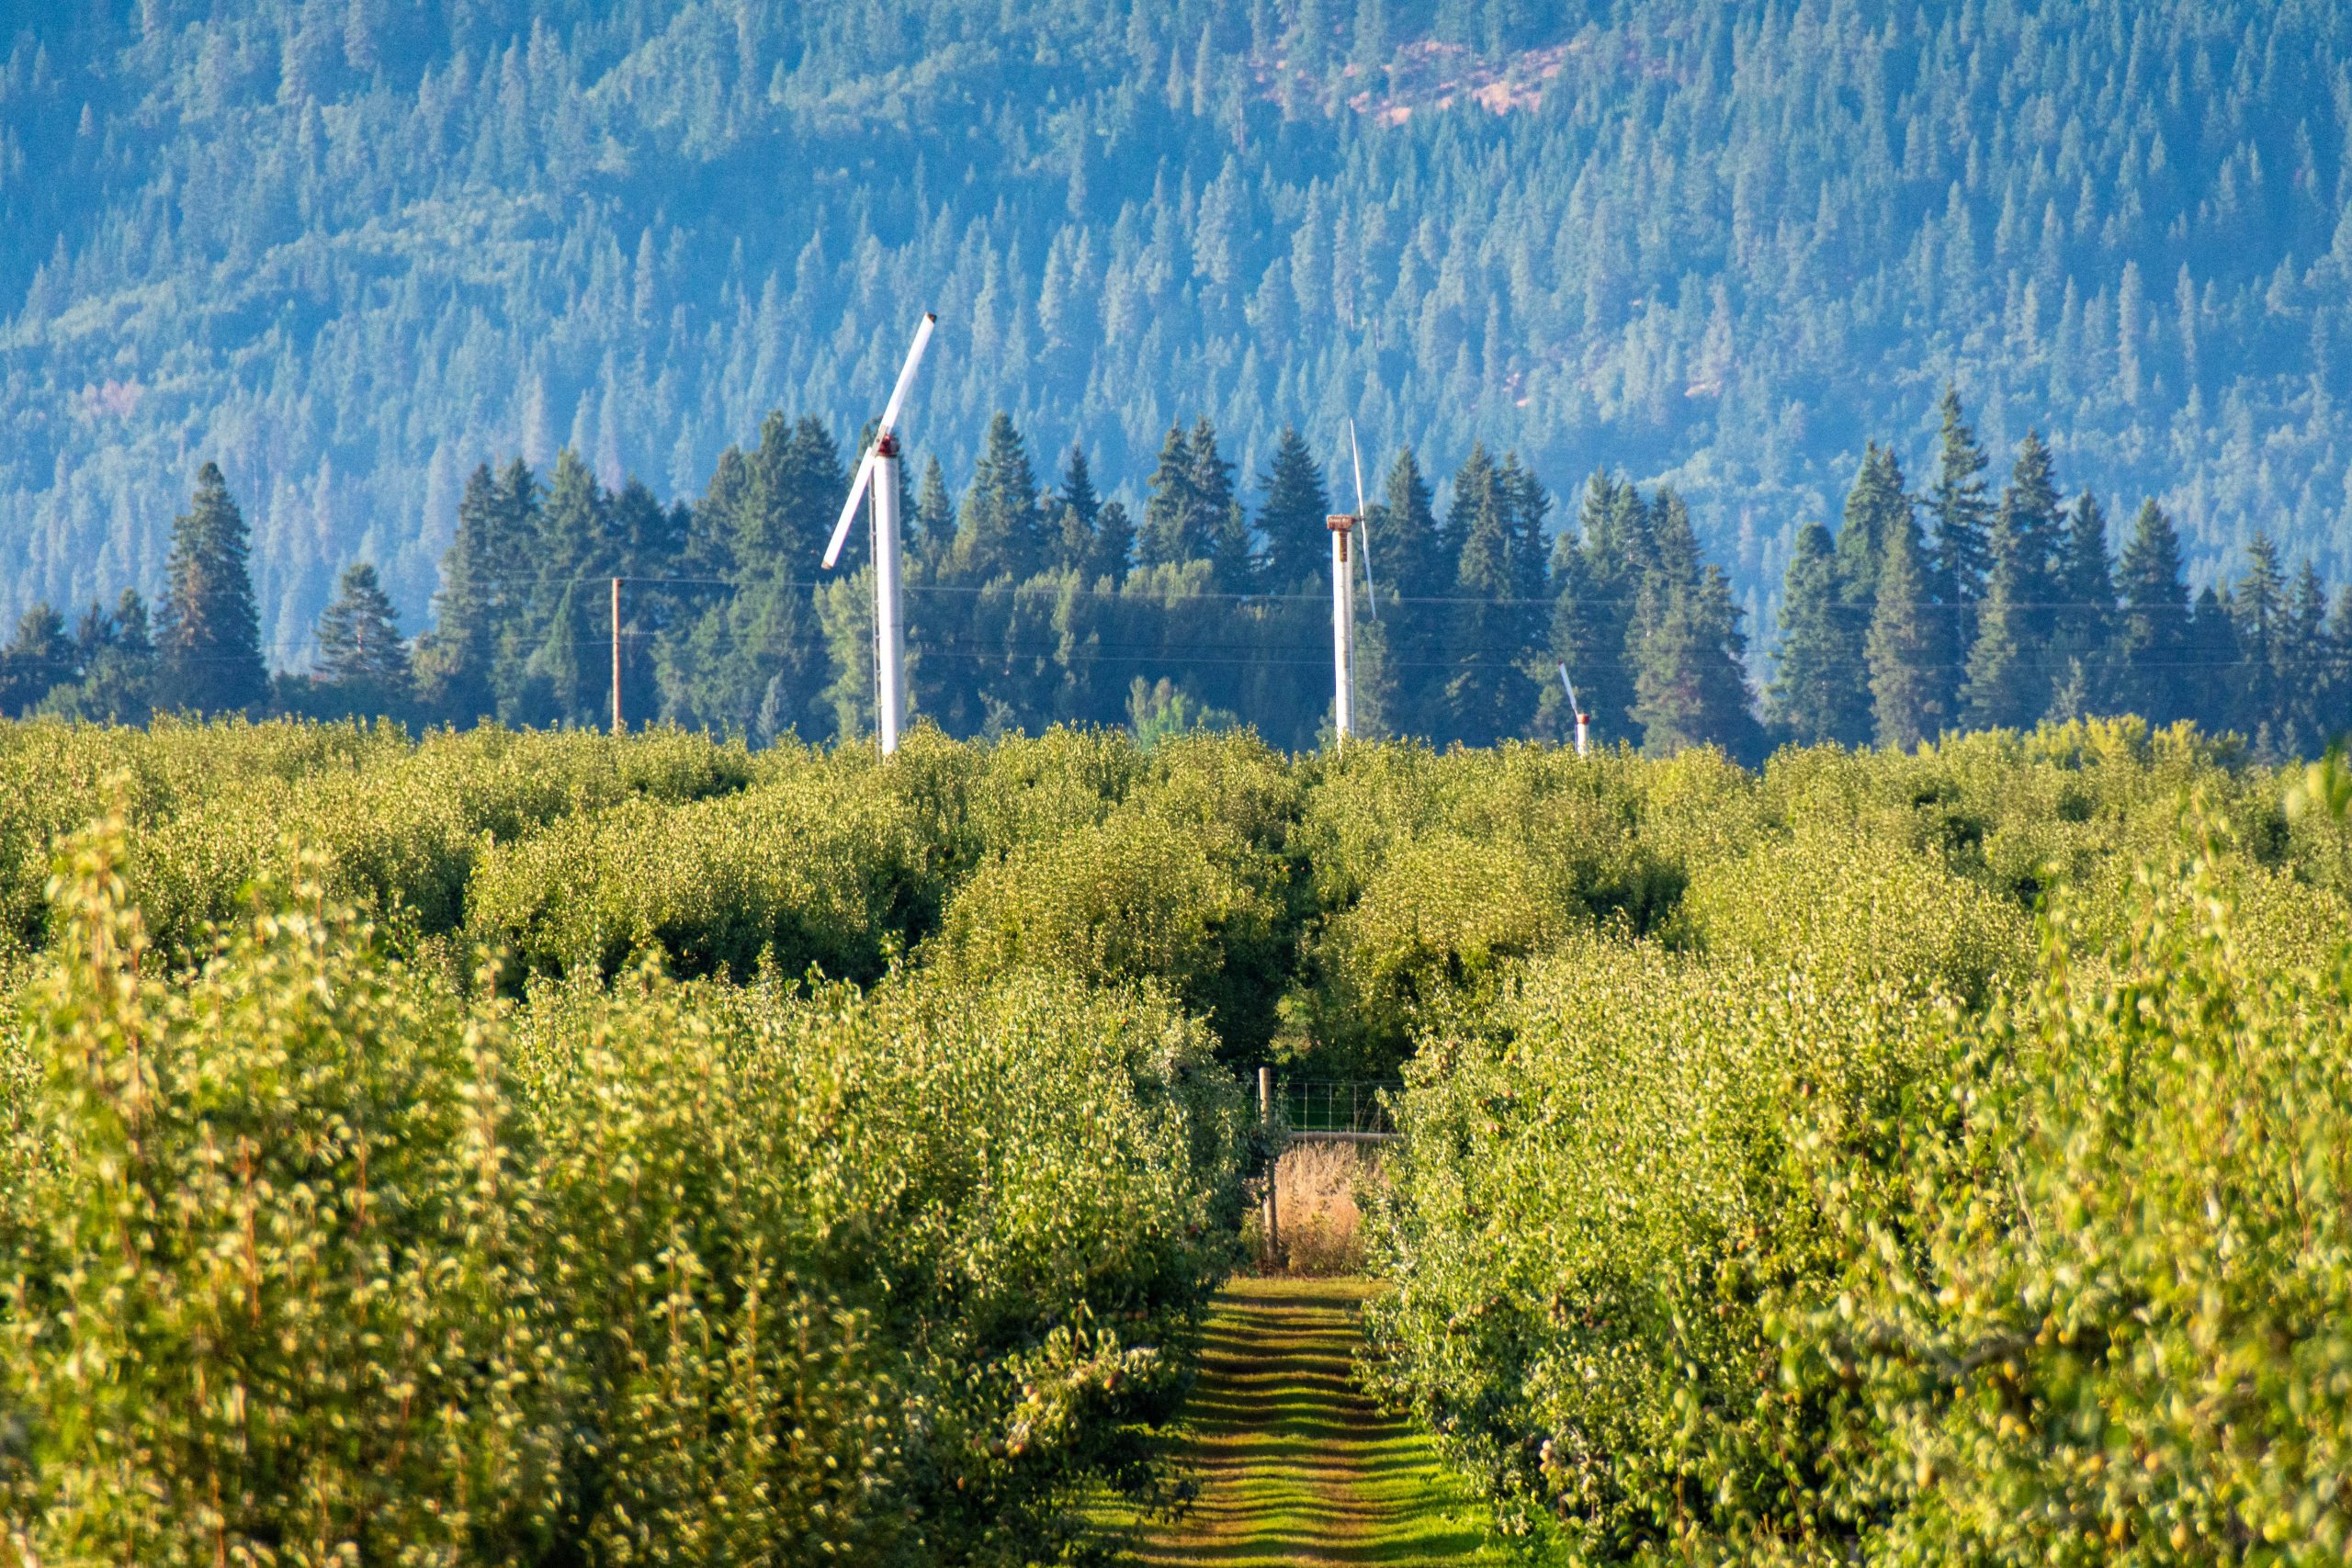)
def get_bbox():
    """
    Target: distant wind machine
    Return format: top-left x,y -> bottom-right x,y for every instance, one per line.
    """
823,311 -> 937,757
1325,420 -> 1380,745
